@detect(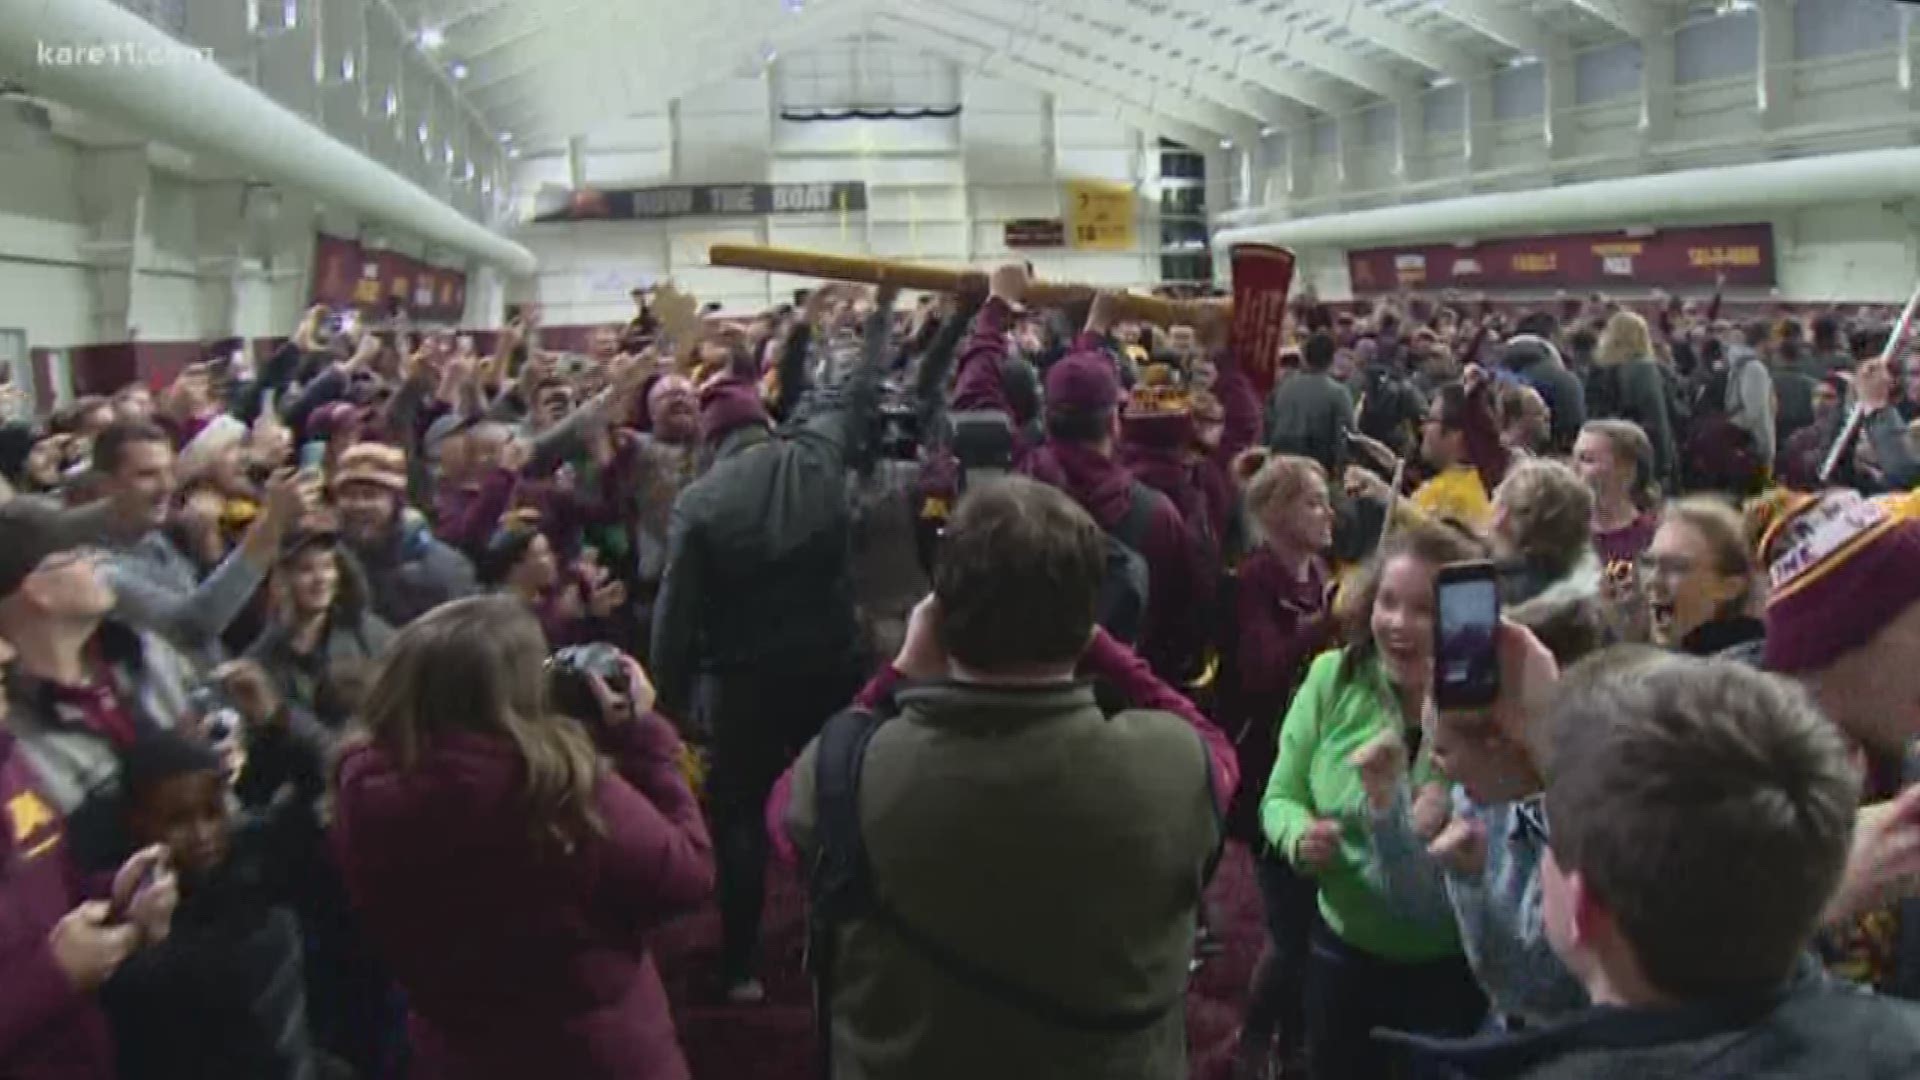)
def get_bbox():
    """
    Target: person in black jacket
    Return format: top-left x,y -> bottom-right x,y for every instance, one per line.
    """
1499,332 -> 1586,455
649,286 -> 893,1002
102,731 -> 336,1080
